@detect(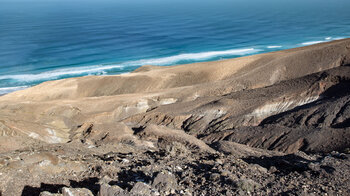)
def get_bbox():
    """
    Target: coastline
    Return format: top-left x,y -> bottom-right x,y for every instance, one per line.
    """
0,38 -> 350,195
2,0 -> 350,193
1,37 -> 349,96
